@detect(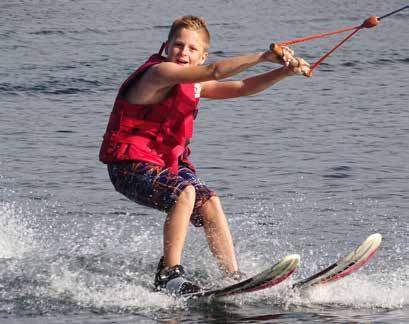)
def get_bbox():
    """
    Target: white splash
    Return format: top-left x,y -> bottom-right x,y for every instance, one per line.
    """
286,272 -> 409,309
49,267 -> 181,312
0,202 -> 36,258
